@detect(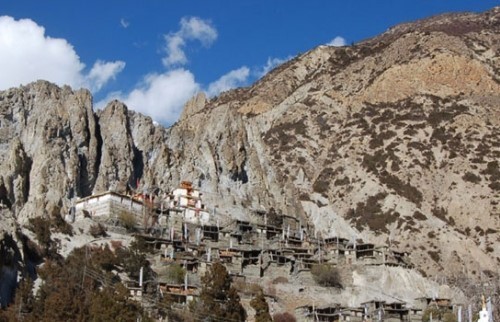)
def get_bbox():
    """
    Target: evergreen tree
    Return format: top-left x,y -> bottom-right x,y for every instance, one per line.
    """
0,277 -> 36,321
250,288 -> 272,322
0,245 -> 151,321
195,262 -> 246,321
88,284 -> 148,321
